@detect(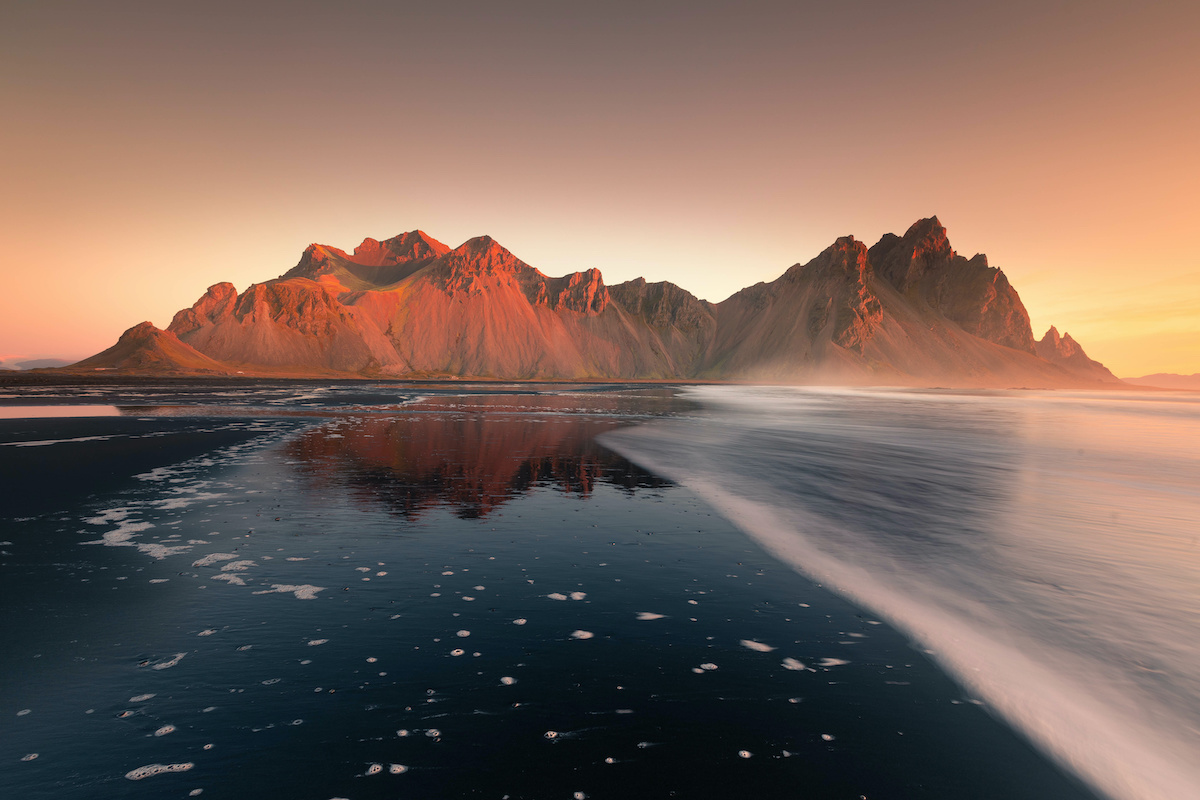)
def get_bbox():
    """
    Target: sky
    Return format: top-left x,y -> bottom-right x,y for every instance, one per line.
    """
2,0 -> 1197,376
